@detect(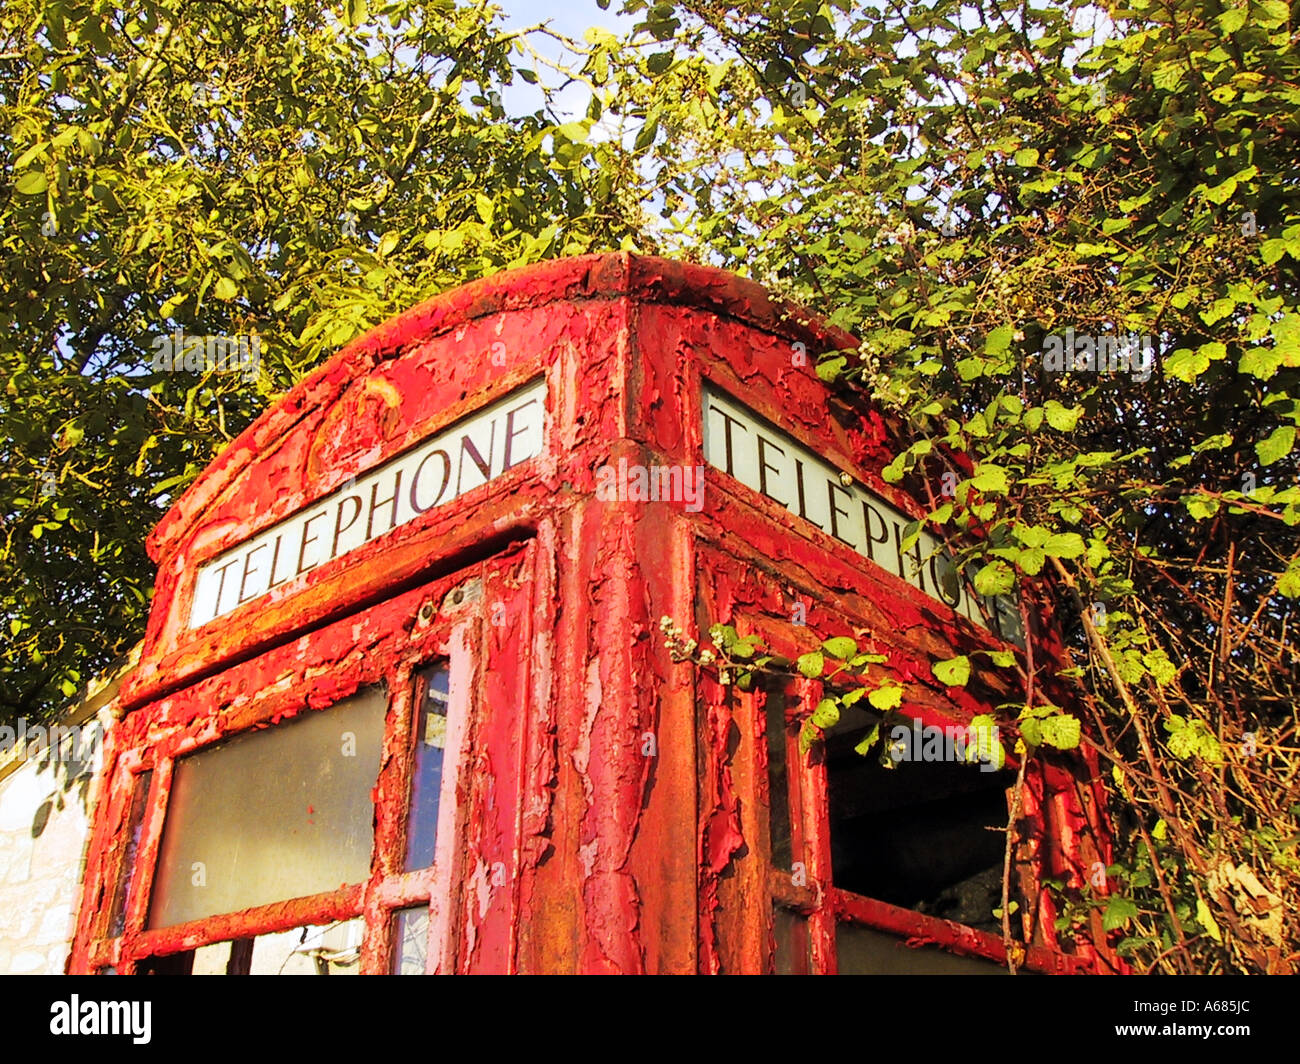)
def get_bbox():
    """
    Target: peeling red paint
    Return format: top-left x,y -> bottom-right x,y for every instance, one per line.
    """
70,253 -> 1119,975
